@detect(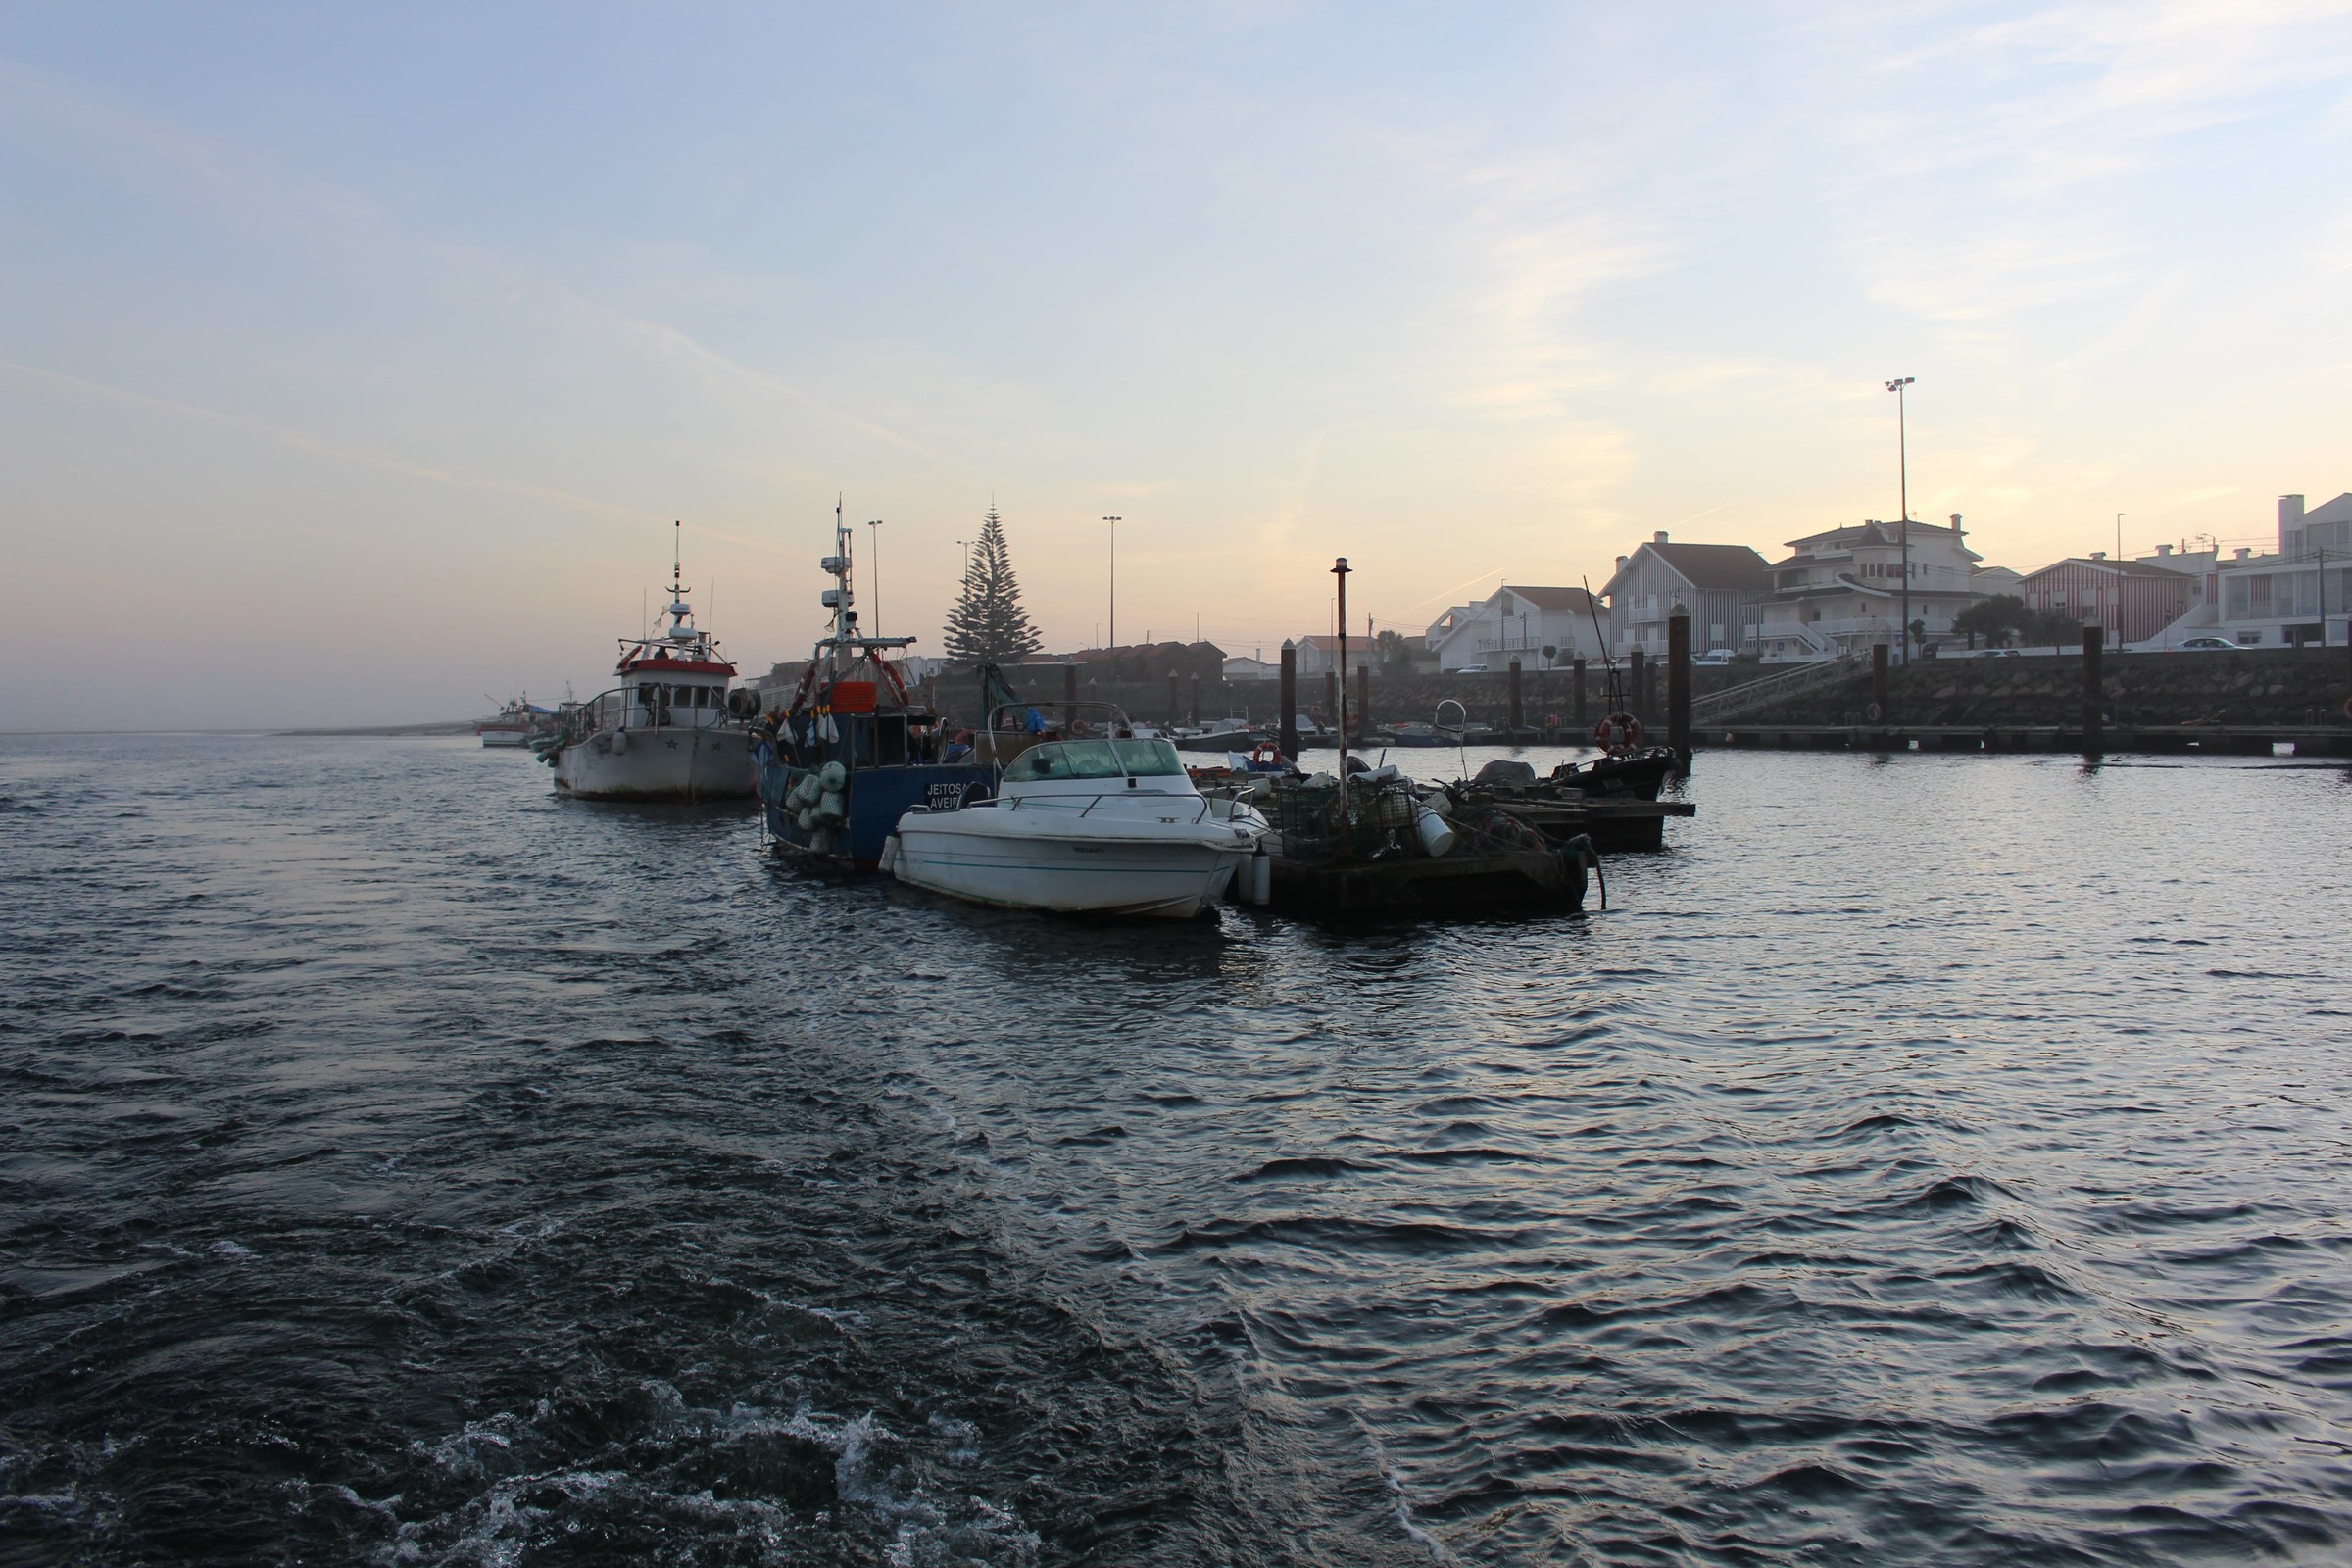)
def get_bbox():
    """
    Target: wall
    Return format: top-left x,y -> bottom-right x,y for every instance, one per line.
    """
1736,649 -> 2352,727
